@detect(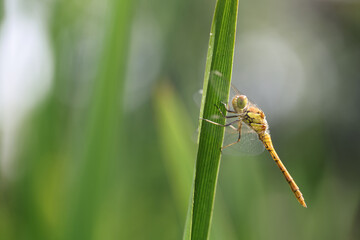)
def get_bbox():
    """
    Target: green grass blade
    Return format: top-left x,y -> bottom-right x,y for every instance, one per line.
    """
184,0 -> 239,239
153,82 -> 195,219
63,1 -> 134,239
